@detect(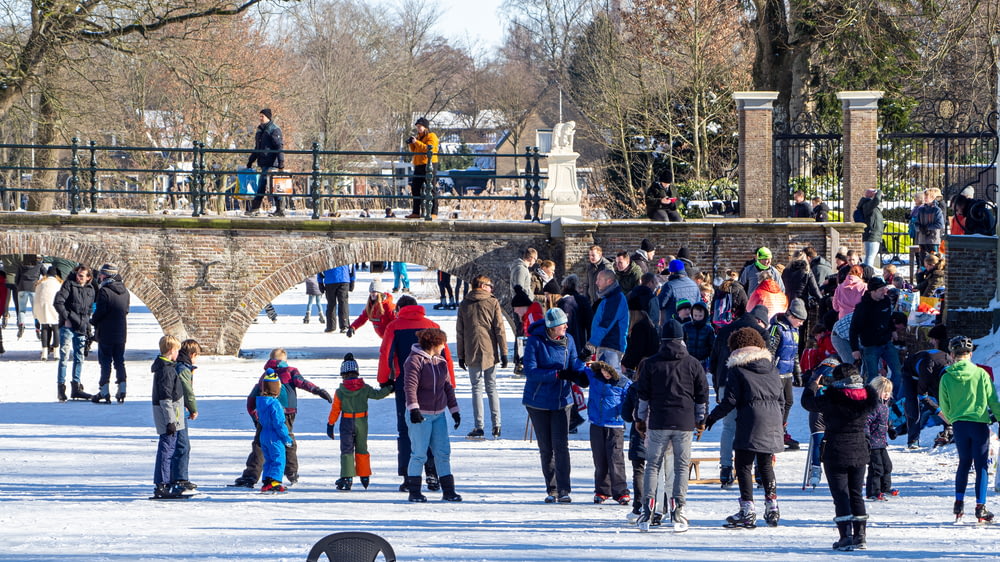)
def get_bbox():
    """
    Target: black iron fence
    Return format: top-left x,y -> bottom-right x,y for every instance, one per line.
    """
0,140 -> 547,221
773,132 -> 844,218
